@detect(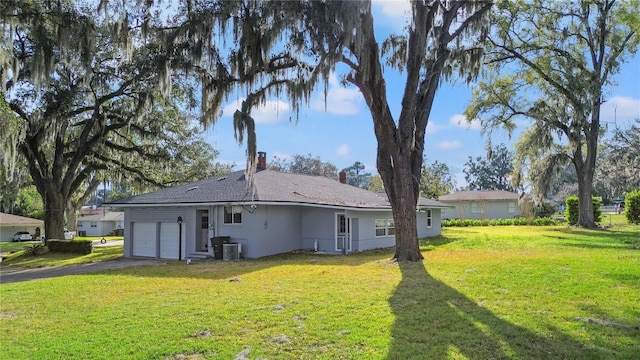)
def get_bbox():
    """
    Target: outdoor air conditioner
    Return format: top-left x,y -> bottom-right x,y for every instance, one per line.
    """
222,243 -> 239,261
